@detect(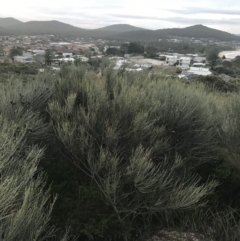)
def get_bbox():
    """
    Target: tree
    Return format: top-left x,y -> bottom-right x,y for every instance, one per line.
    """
9,47 -> 23,60
207,49 -> 219,68
0,44 -> 4,56
45,49 -> 52,65
106,47 -> 120,56
119,43 -> 129,56
145,46 -> 158,58
128,42 -> 144,54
